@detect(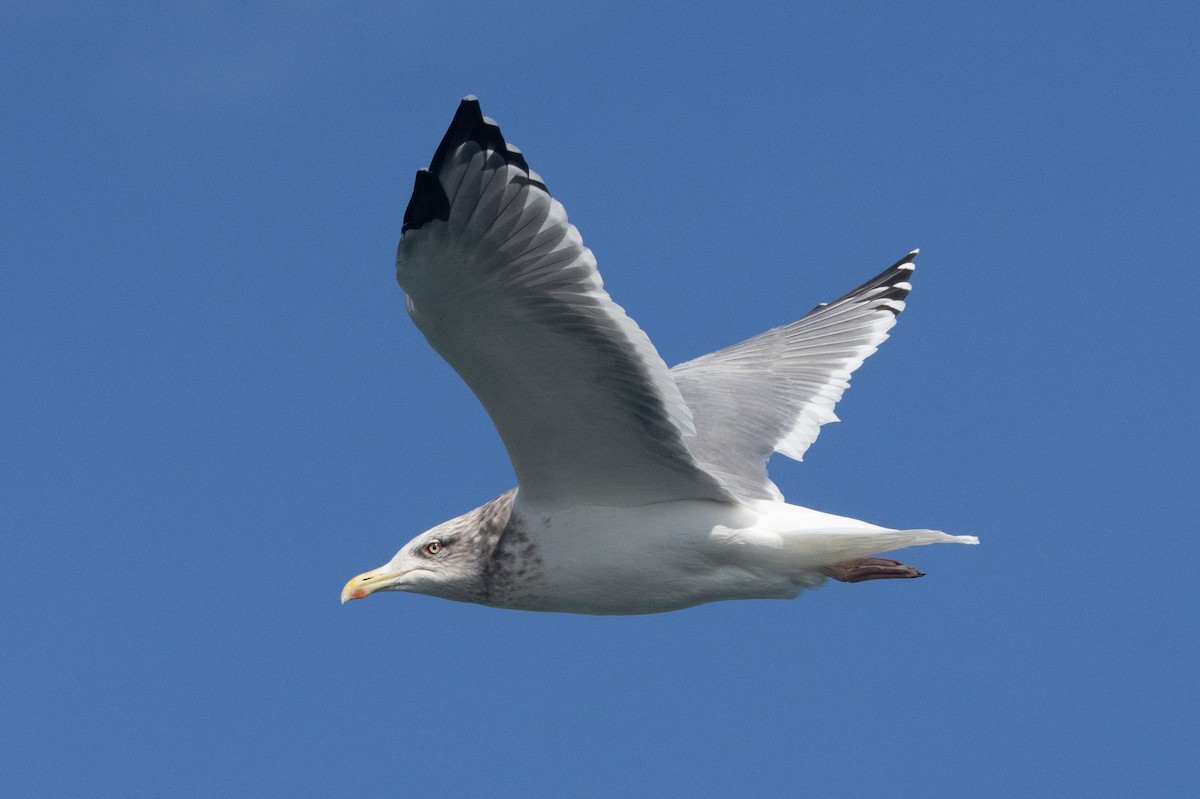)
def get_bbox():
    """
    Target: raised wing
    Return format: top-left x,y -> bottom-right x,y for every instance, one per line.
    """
397,97 -> 734,508
670,251 -> 918,501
